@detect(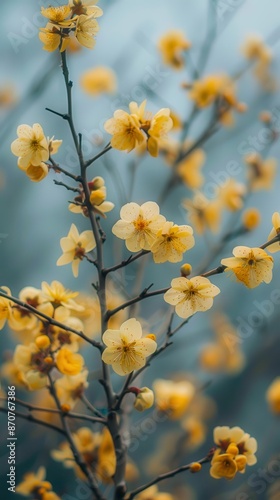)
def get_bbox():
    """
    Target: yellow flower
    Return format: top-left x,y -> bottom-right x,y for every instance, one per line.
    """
241,35 -> 272,64
153,379 -> 195,419
134,387 -> 154,412
210,450 -> 238,480
102,318 -> 157,375
213,425 -> 257,466
80,66 -> 117,95
245,153 -> 276,191
158,30 -> 191,69
164,276 -> 220,319
135,485 -> 174,500
56,223 -> 96,277
177,148 -> 205,189
266,377 -> 280,413
0,286 -> 12,329
266,212 -> 280,253
41,5 -> 72,23
69,0 -> 103,18
151,221 -> 195,264
11,124 -> 49,169
218,179 -> 247,211
242,208 -> 261,231
112,202 -> 166,252
8,286 -> 41,333
16,467 -> 52,496
39,23 -> 70,52
69,176 -> 114,217
182,192 -> 221,235
181,416 -> 207,450
75,14 -> 99,49
188,74 -> 232,108
104,110 -> 145,152
13,343 -> 51,390
146,108 -> 173,157
56,346 -> 84,375
40,280 -> 83,311
56,370 -> 89,409
221,246 -> 273,288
